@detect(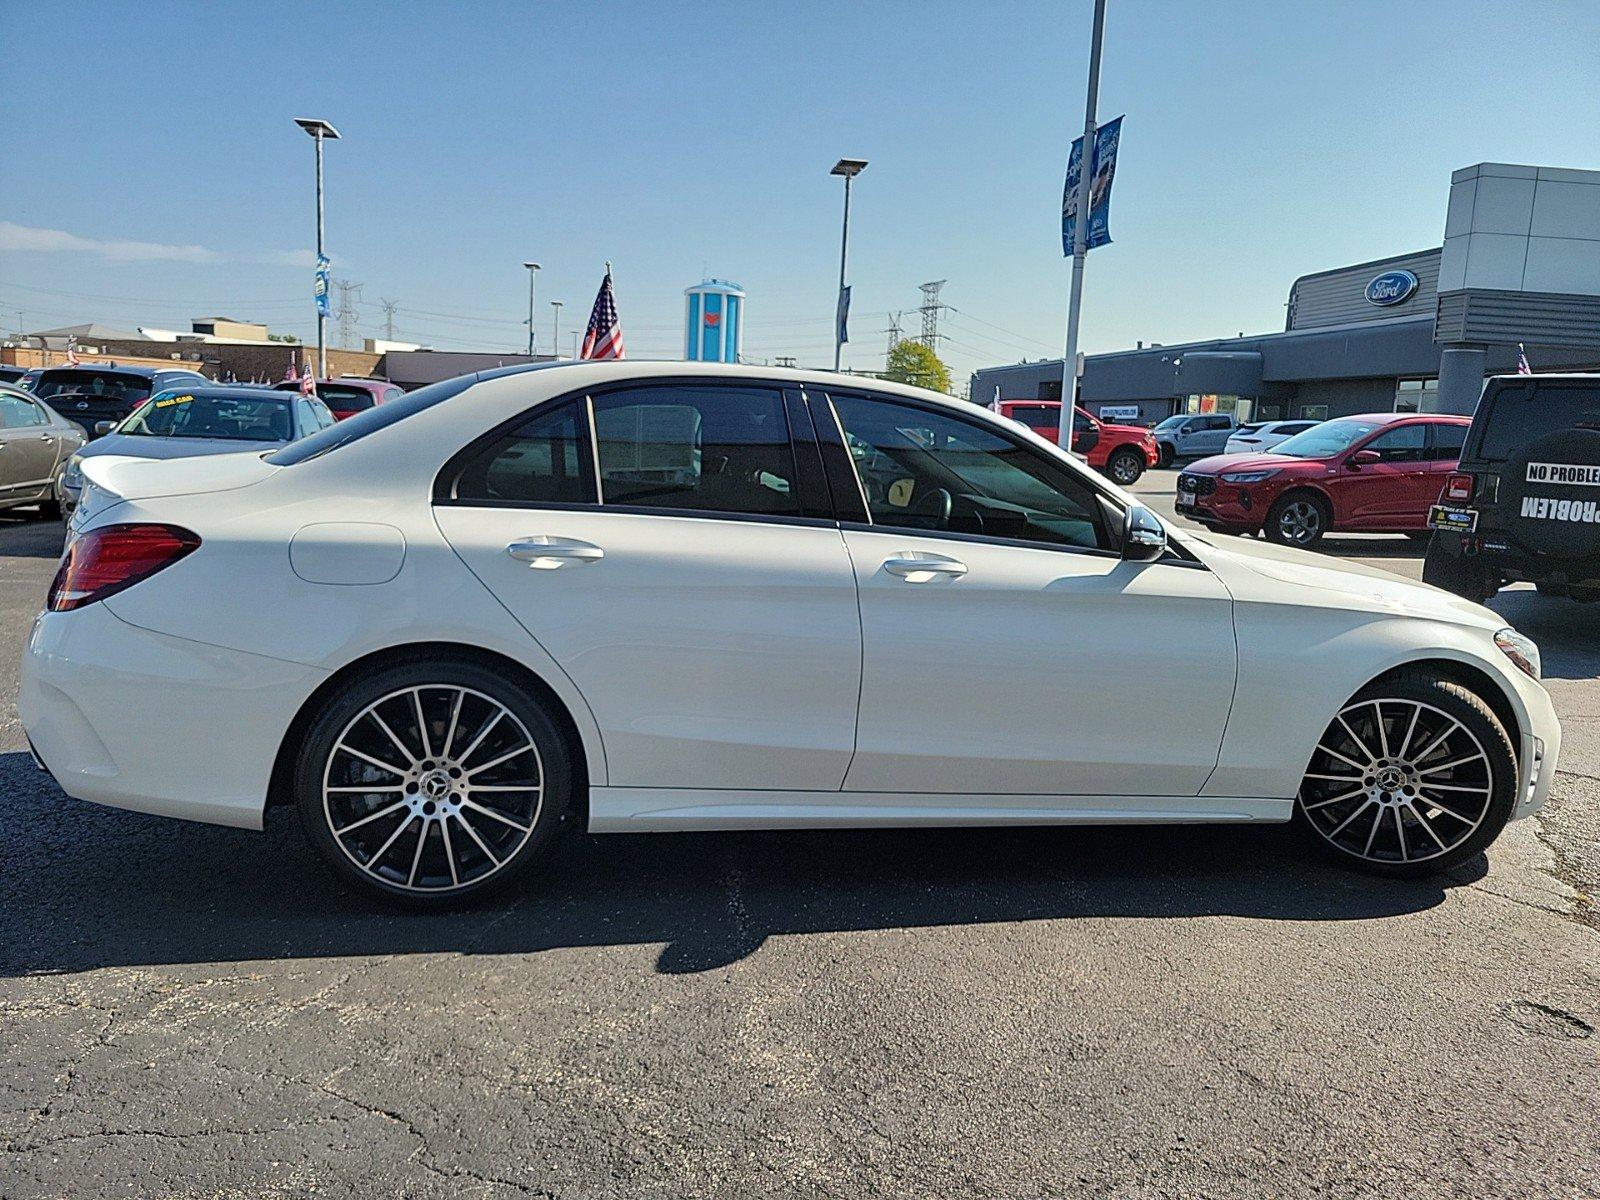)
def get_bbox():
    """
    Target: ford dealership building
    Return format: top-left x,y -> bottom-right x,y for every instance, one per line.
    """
972,162 -> 1600,426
